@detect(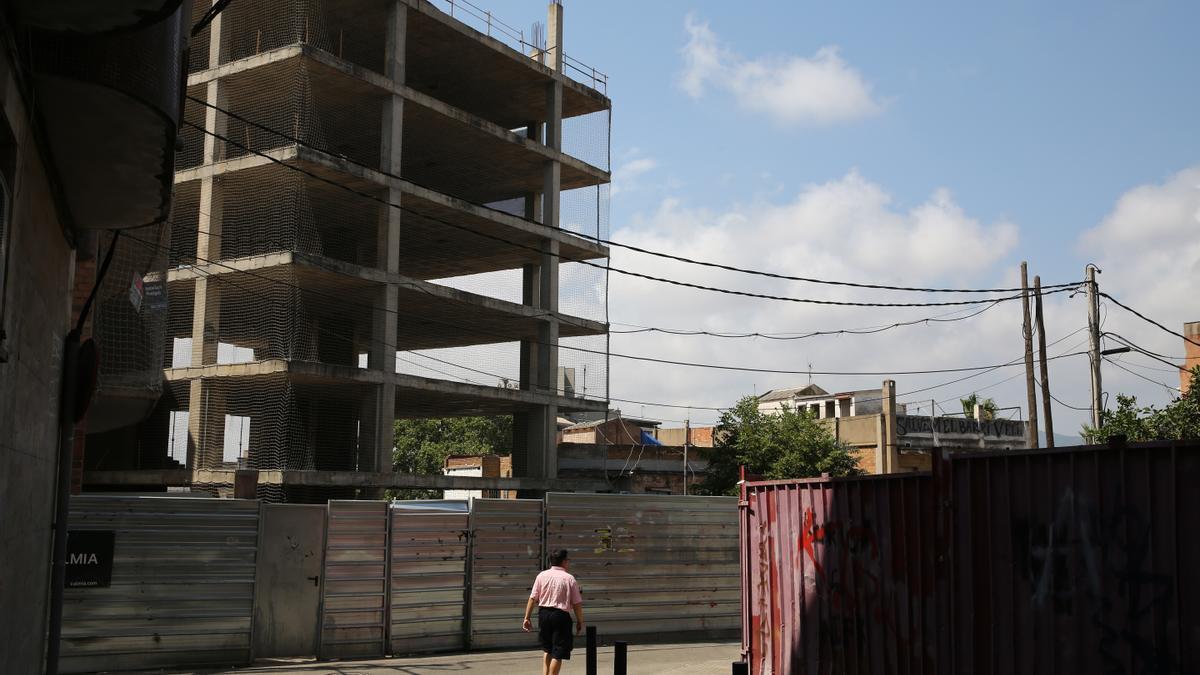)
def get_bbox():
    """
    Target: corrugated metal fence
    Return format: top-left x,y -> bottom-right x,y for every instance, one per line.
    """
468,498 -> 545,650
320,500 -> 388,659
545,493 -> 741,642
389,502 -> 470,654
58,492 -> 740,673
60,495 -> 260,674
742,440 -> 1200,675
